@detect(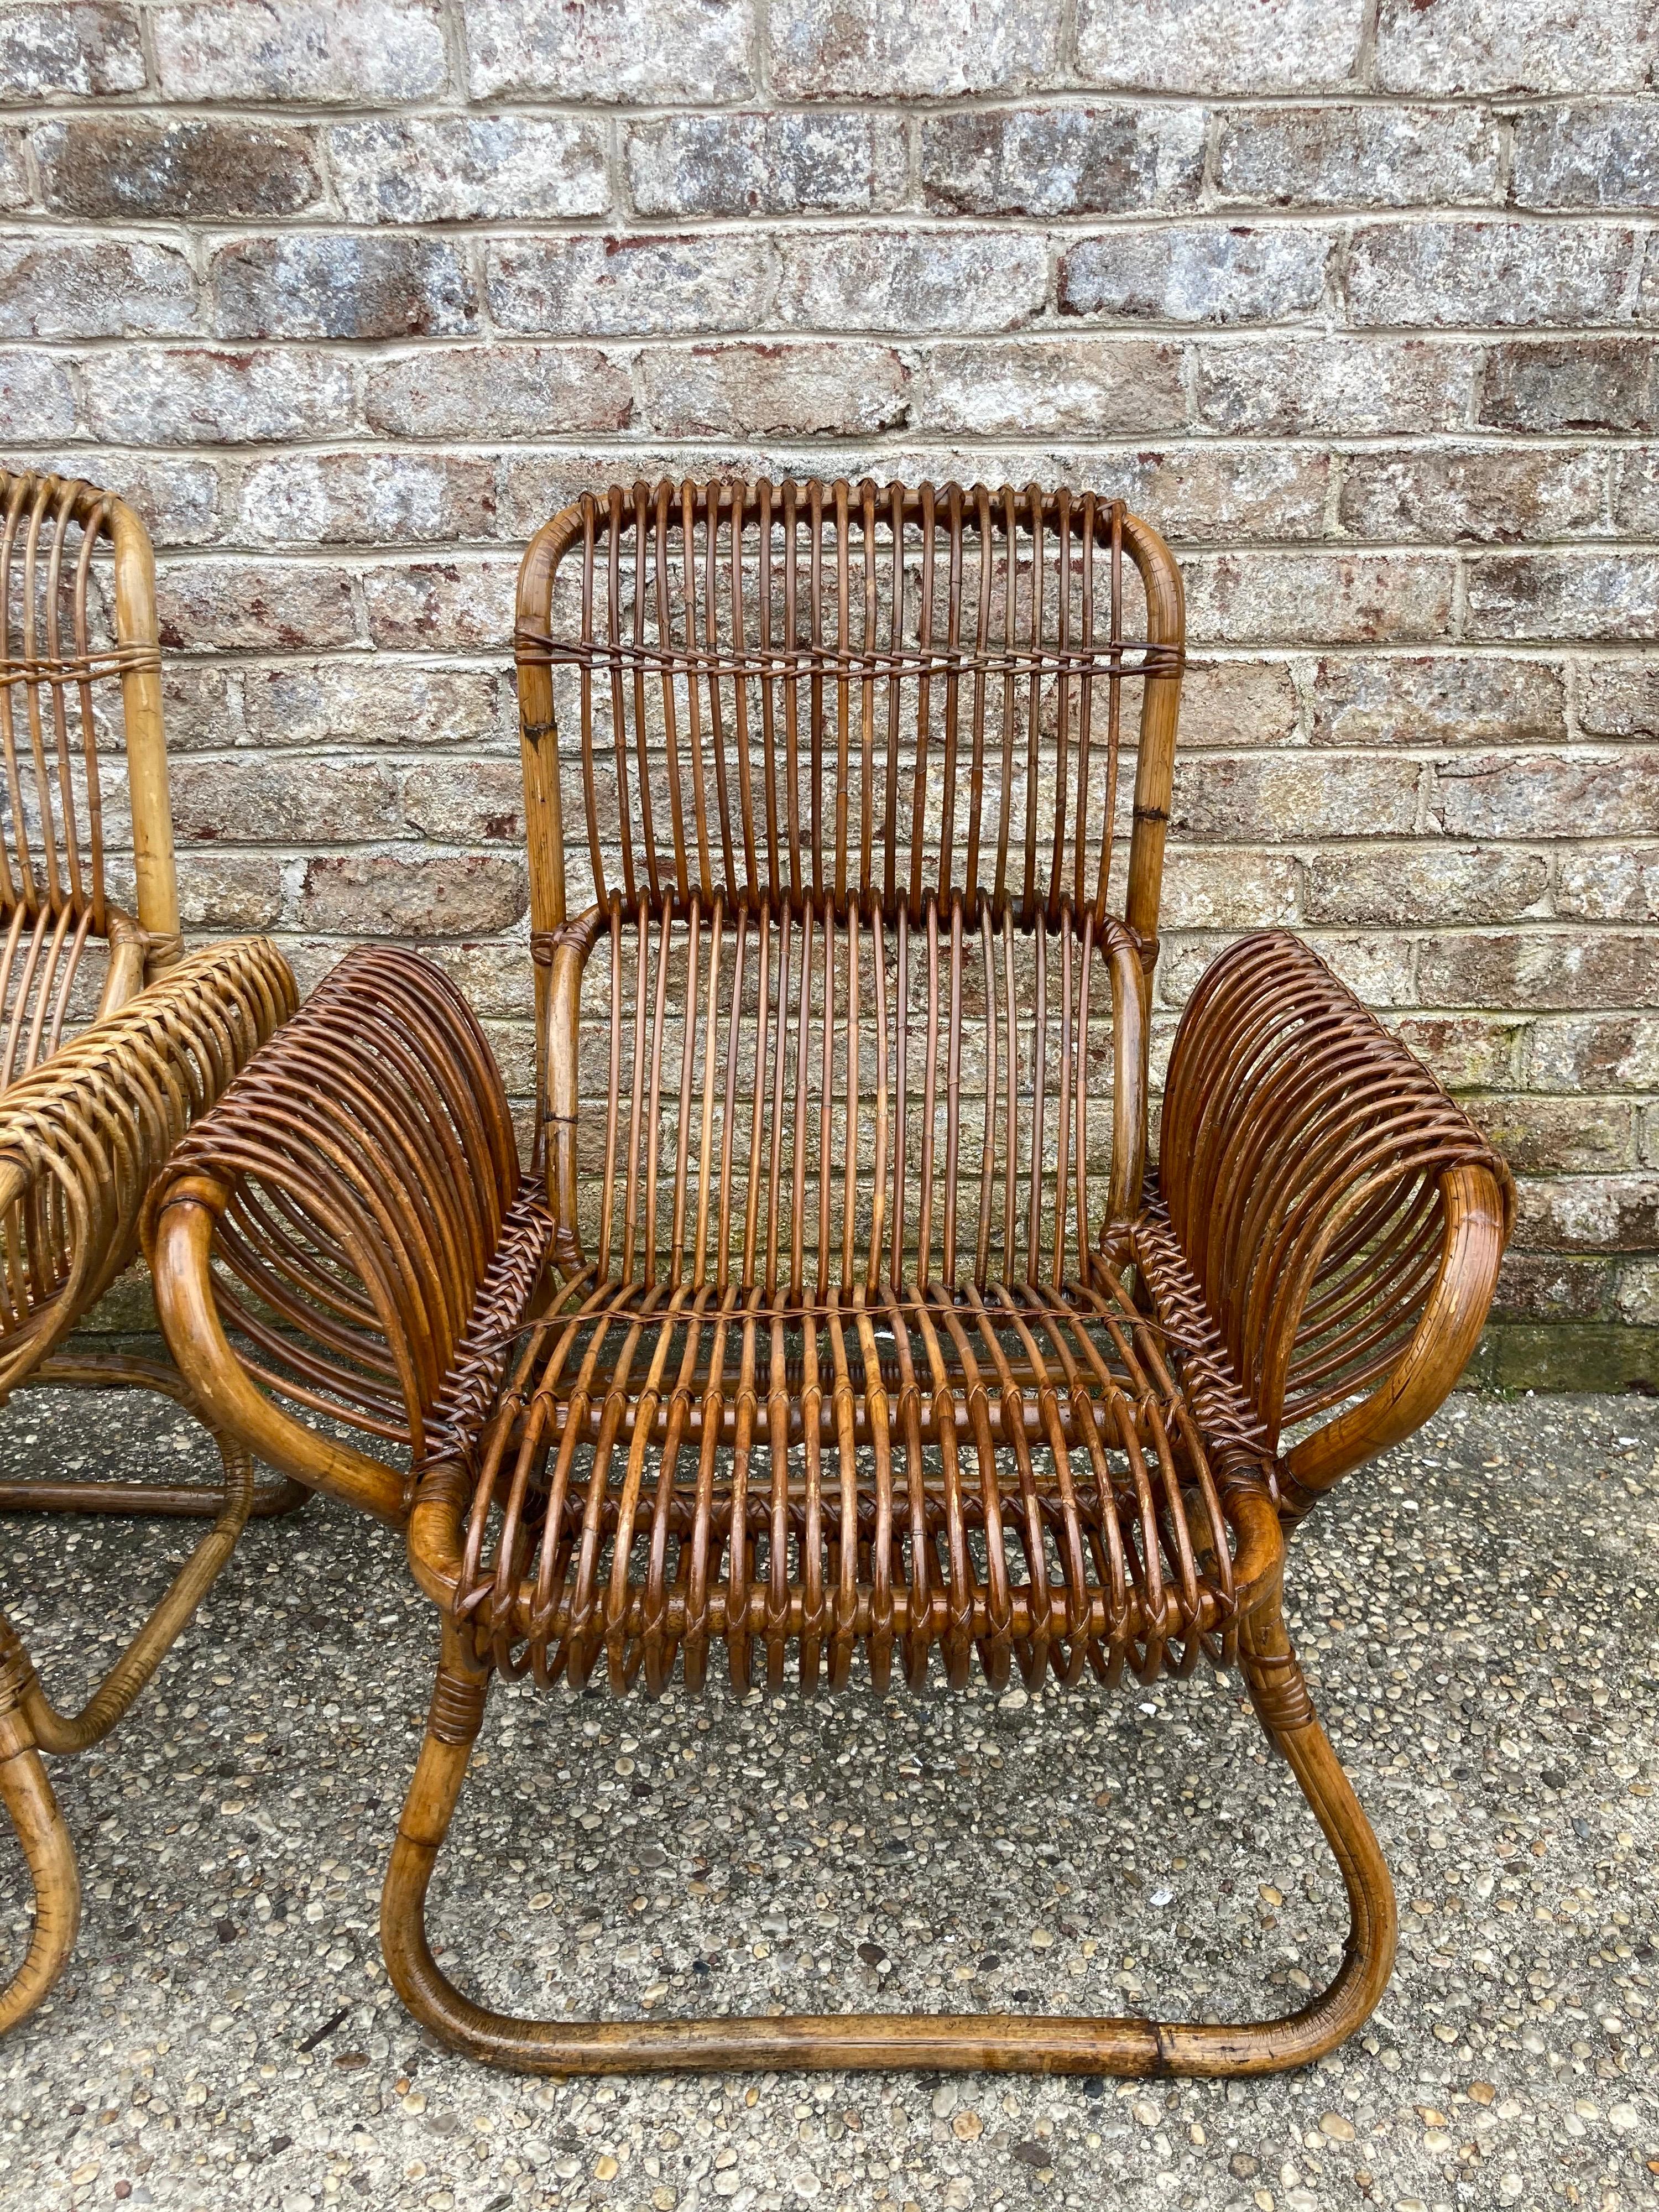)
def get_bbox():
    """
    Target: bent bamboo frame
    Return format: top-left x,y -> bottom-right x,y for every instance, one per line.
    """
149,478 -> 1511,2078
